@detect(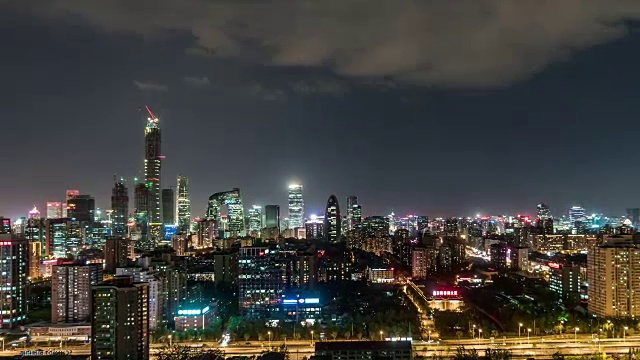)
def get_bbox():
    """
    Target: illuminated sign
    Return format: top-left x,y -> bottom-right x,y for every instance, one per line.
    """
432,290 -> 459,297
177,305 -> 211,316
282,298 -> 320,305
